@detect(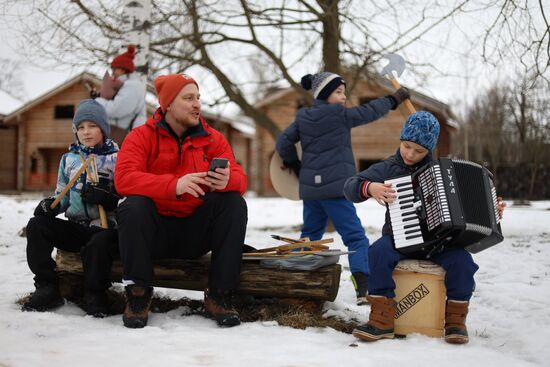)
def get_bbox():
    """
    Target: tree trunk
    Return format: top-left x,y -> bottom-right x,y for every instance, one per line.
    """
56,250 -> 341,302
121,0 -> 152,80
318,0 -> 341,73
